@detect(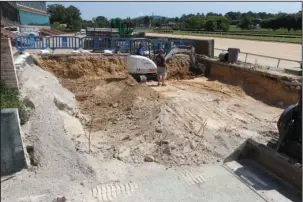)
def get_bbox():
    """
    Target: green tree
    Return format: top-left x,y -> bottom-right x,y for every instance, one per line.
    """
239,16 -> 252,30
143,16 -> 150,27
220,21 -> 229,31
209,16 -> 230,31
204,19 -> 217,31
47,4 -> 66,24
65,6 -> 82,29
186,16 -> 204,30
95,16 -> 108,28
